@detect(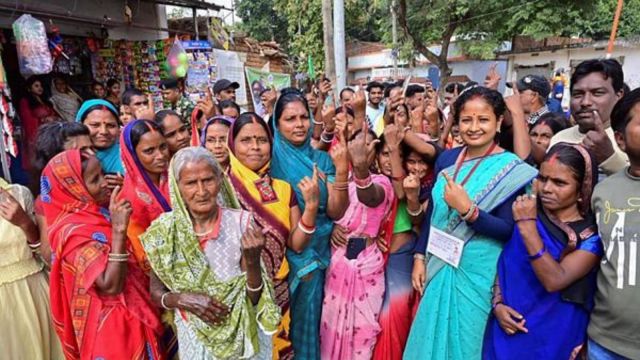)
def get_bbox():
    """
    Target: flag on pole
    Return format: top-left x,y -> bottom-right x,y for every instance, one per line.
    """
308,55 -> 316,80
